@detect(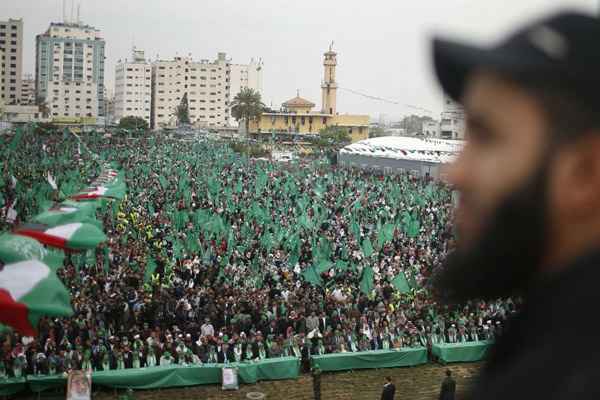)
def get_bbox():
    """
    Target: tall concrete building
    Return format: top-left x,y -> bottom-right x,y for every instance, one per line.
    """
20,73 -> 35,105
0,49 -> 5,109
0,19 -> 23,105
114,48 -> 151,125
35,21 -> 105,122
229,58 -> 263,98
228,58 -> 263,126
439,94 -> 465,140
151,52 -> 230,129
